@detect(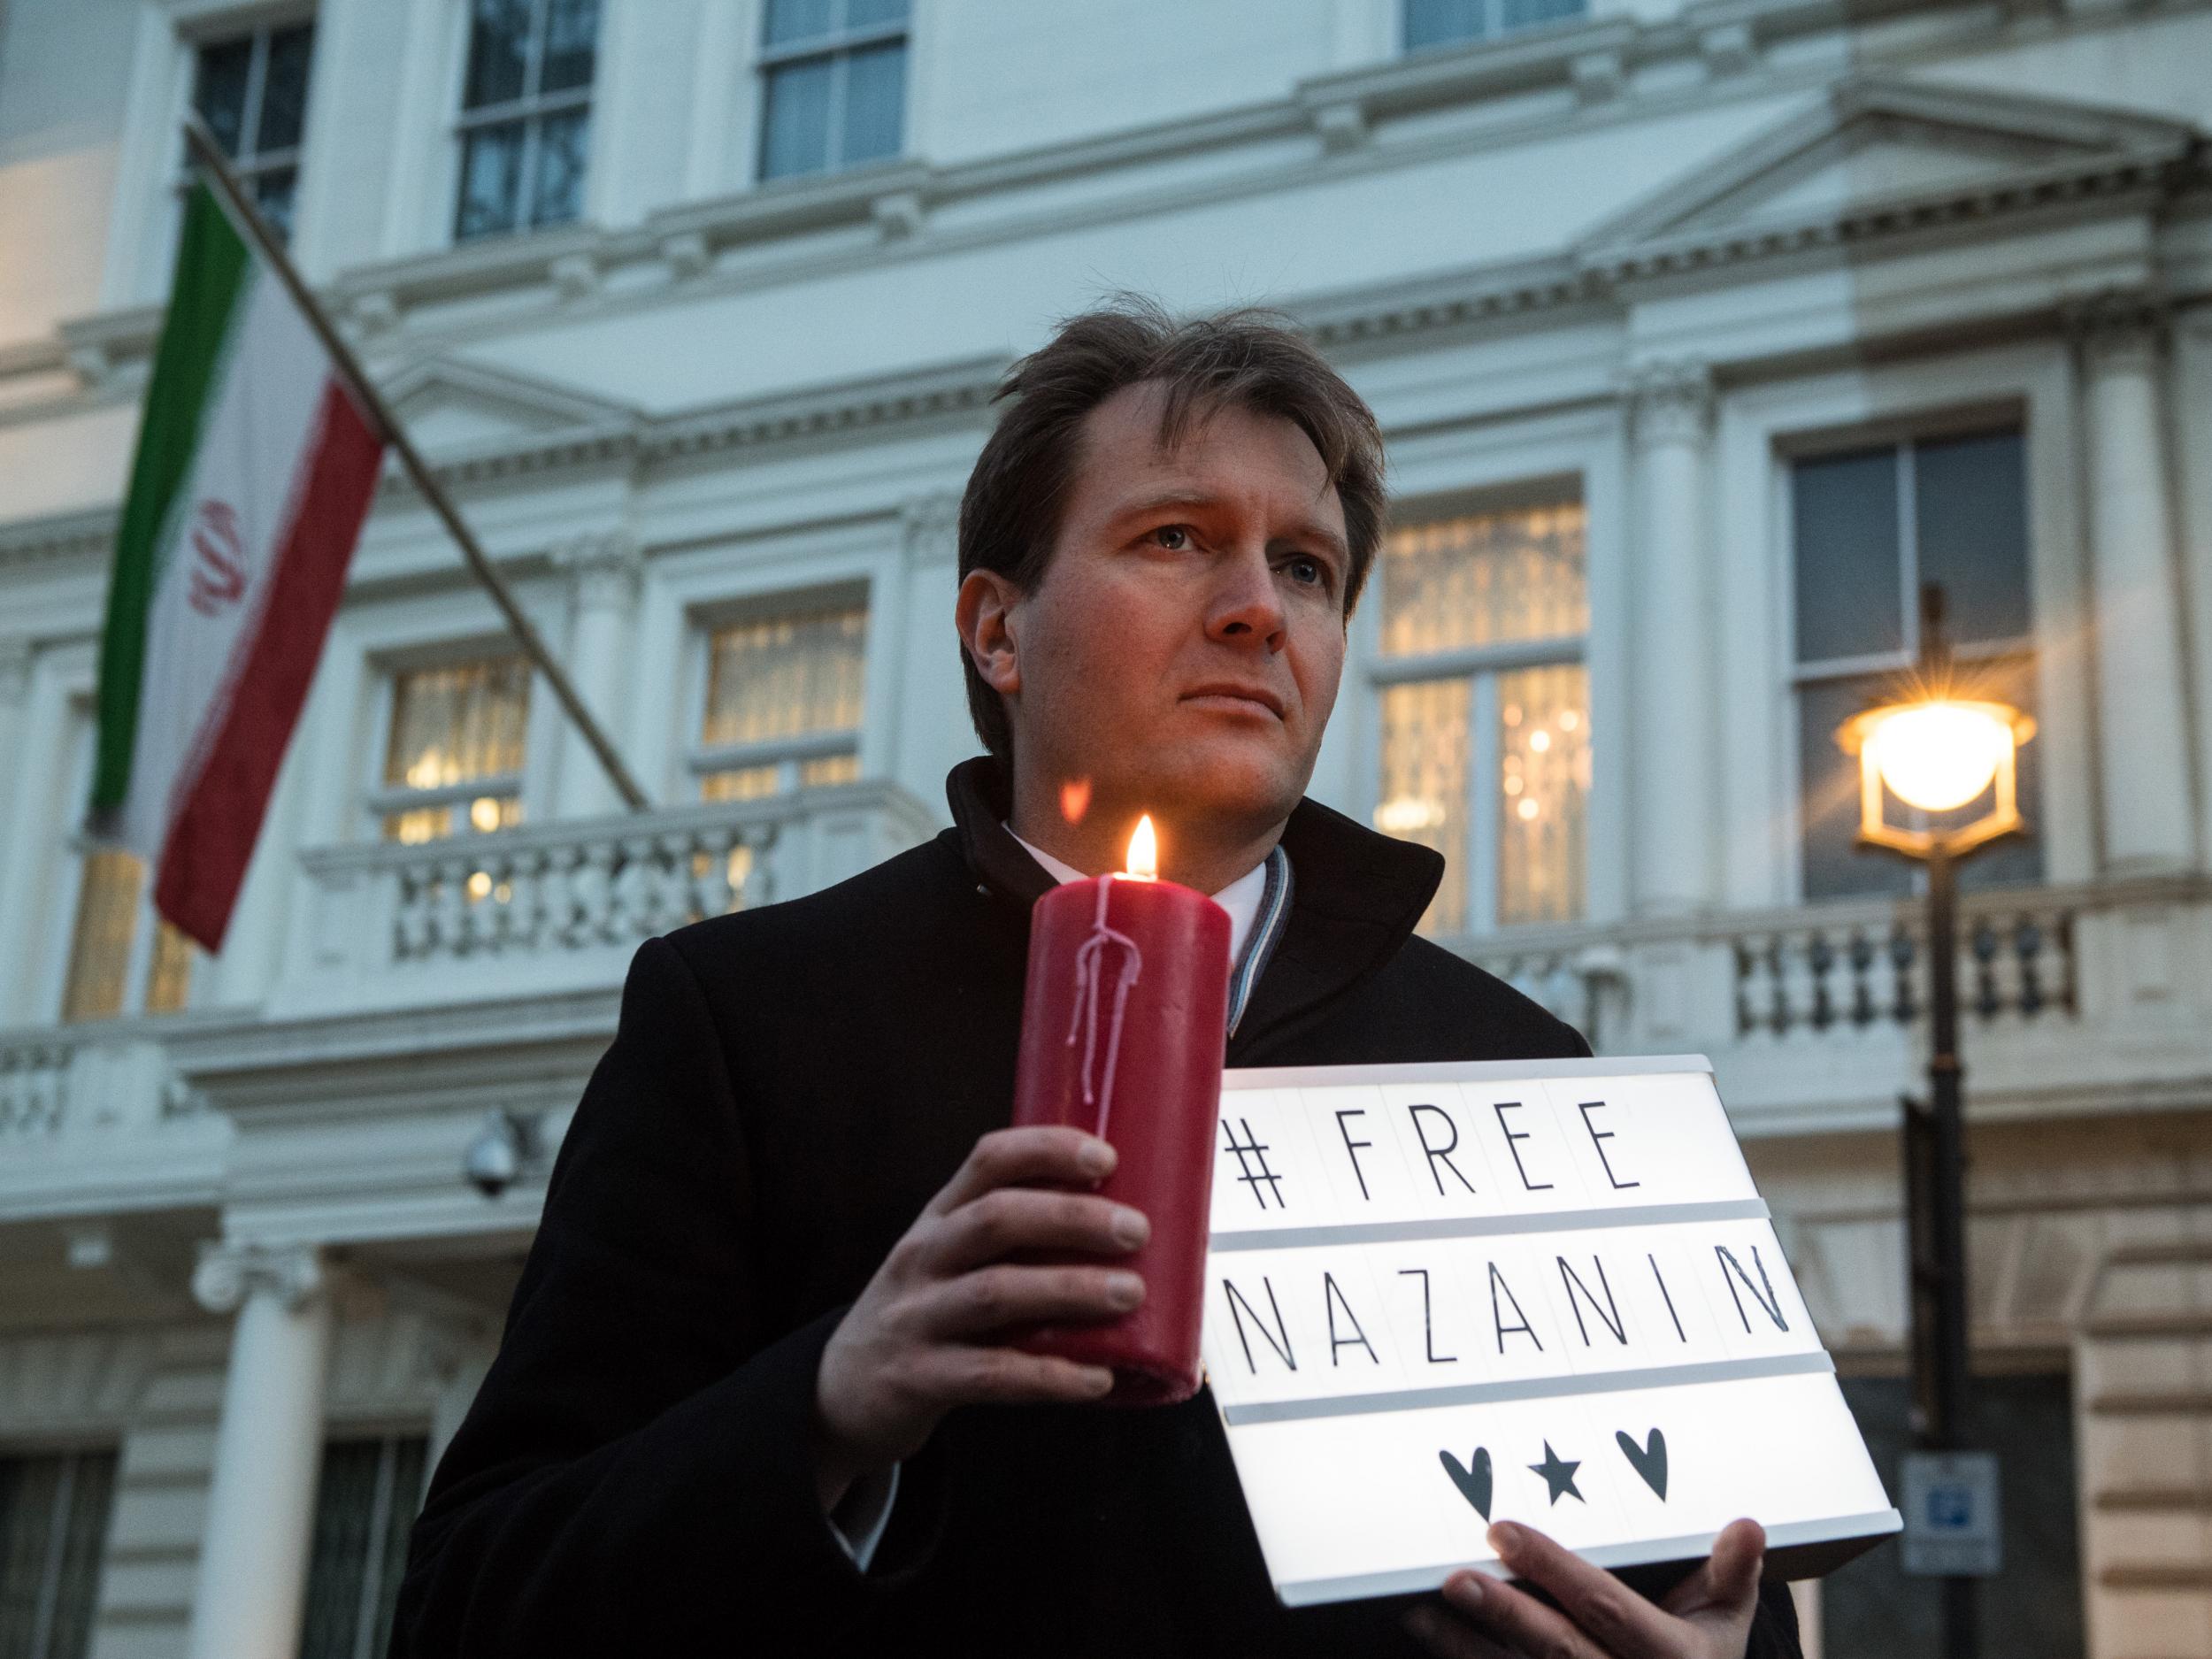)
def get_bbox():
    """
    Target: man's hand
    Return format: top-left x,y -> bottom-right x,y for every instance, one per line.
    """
1406,1518 -> 1768,1659
810,1125 -> 1149,1512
